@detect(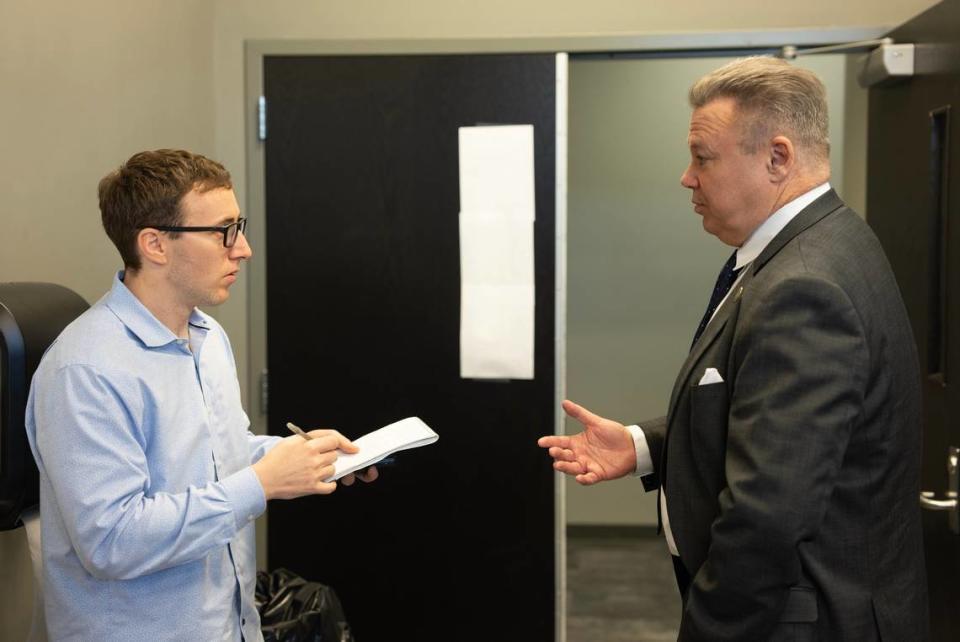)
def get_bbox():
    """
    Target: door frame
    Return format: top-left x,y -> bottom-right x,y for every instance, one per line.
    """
242,29 -> 884,642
